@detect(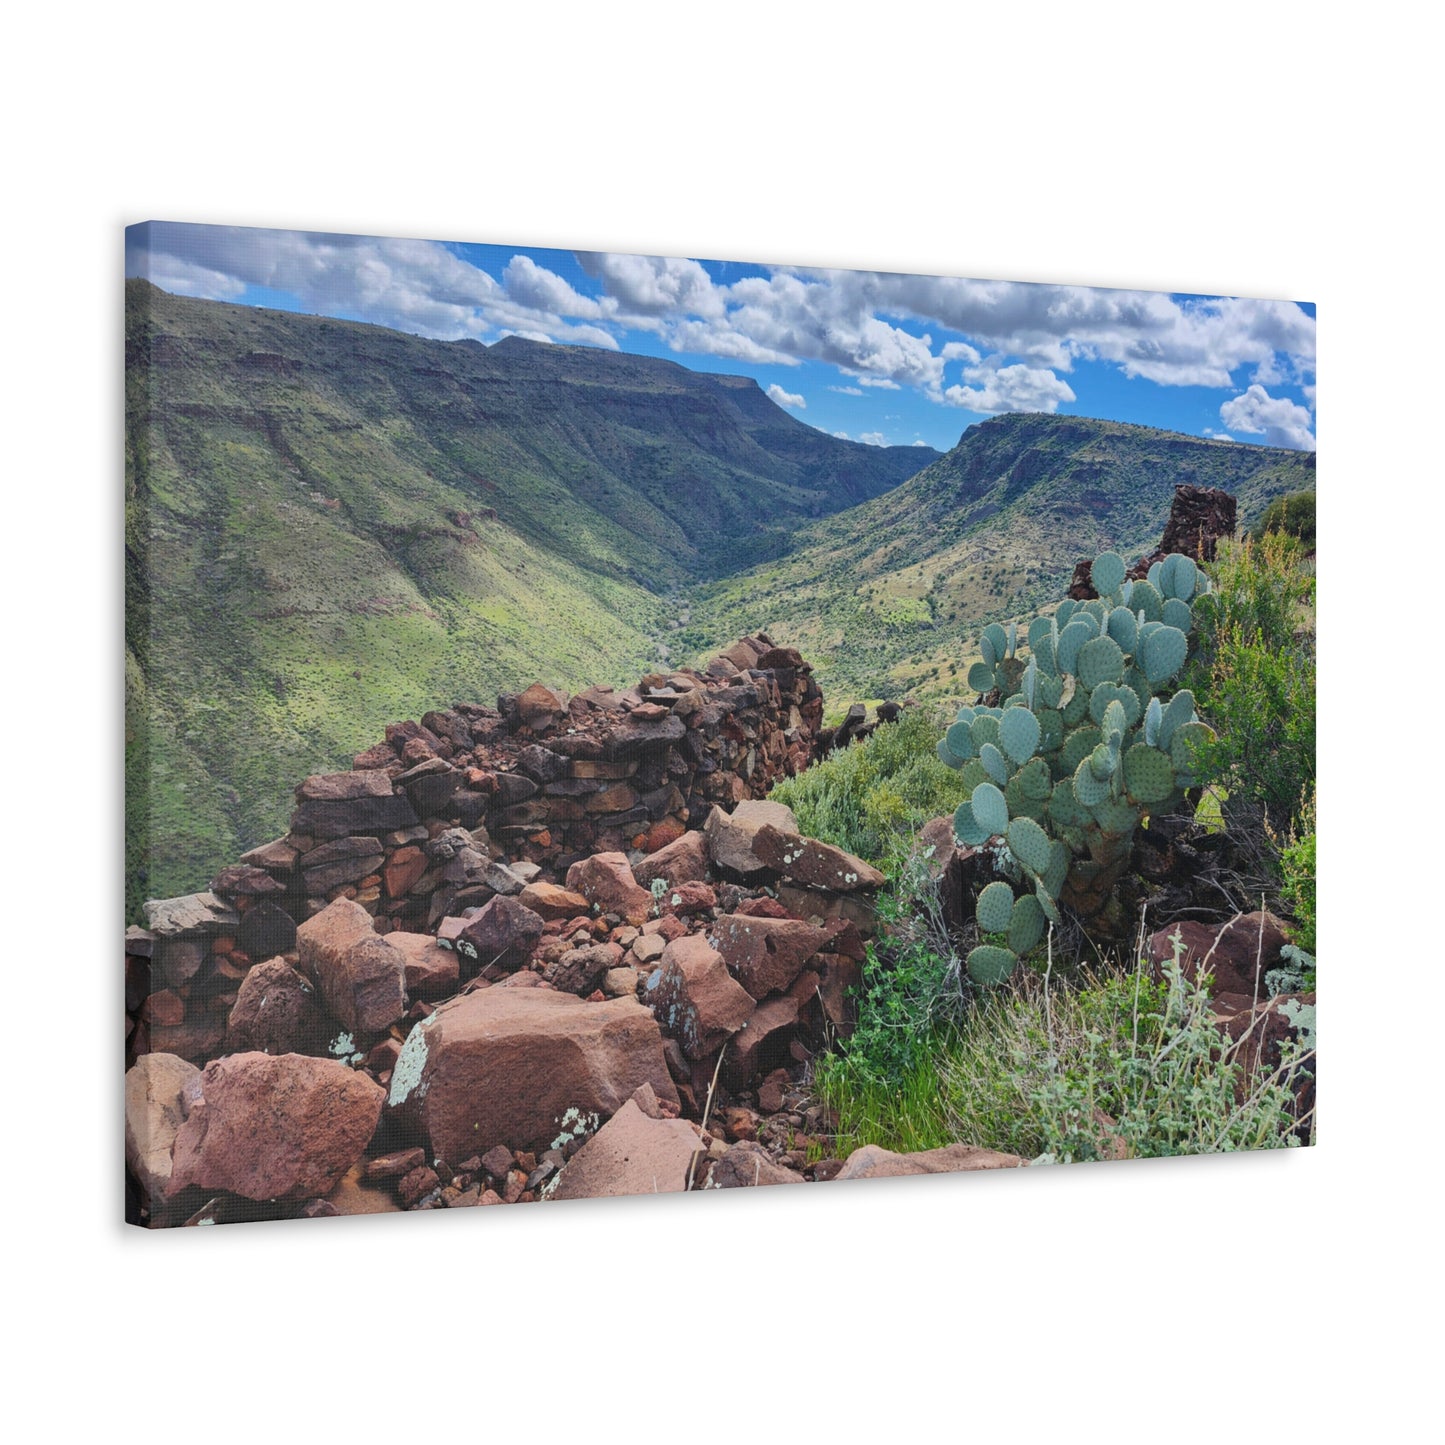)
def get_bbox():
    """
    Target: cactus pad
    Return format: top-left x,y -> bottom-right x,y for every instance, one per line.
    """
969,715 -> 1000,751
979,742 -> 1009,786
976,881 -> 1016,934
999,706 -> 1042,764
1056,619 -> 1093,677
1008,894 -> 1047,954
1035,673 -> 1064,710
979,633 -> 997,668
1036,708 -> 1064,754
1101,699 -> 1128,744
1091,551 -> 1126,596
1161,597 -> 1193,632
1089,740 -> 1118,779
1131,579 -> 1164,621
1033,631 -> 1058,677
953,800 -> 991,847
967,944 -> 1018,986
1078,634 -> 1126,690
1073,756 -> 1112,807
1107,605 -> 1139,654
1028,616 -> 1054,652
945,720 -> 977,761
1061,724 -> 1102,774
1158,689 -> 1196,750
1093,796 -> 1141,835
1161,553 -> 1198,601
1056,598 -> 1077,627
1006,772 -> 1048,823
1170,721 -> 1214,784
1042,840 -> 1069,899
1006,815 -> 1052,874
1144,695 -> 1162,748
1060,682 -> 1090,725
972,781 -> 1009,836
1035,881 -> 1061,925
1147,561 -> 1163,591
968,661 -> 996,693
1142,625 -> 1188,684
1049,777 -> 1084,829
1017,756 -> 1053,801
1089,681 -> 1141,730
982,622 -> 1008,664
1124,743 -> 1175,803
958,759 -> 991,794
